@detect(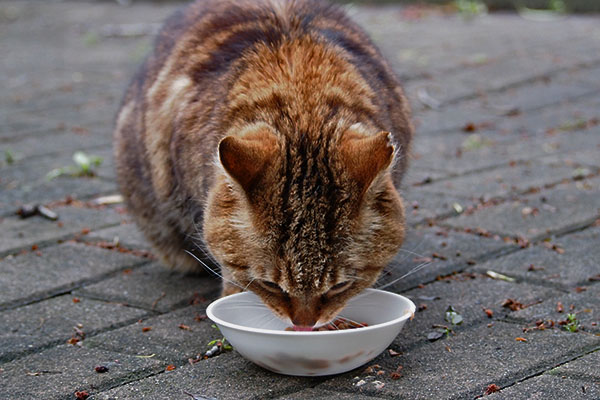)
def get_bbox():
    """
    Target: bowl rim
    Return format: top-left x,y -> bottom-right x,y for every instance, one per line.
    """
206,288 -> 416,336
